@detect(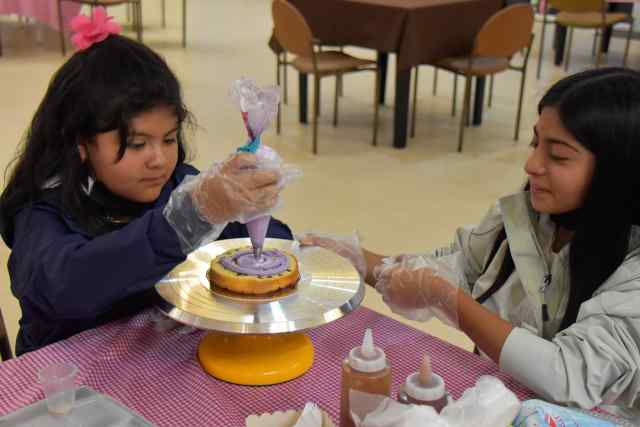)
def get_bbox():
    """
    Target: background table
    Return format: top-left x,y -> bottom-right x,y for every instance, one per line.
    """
0,0 -> 80,31
0,0 -> 81,56
271,0 -> 503,149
